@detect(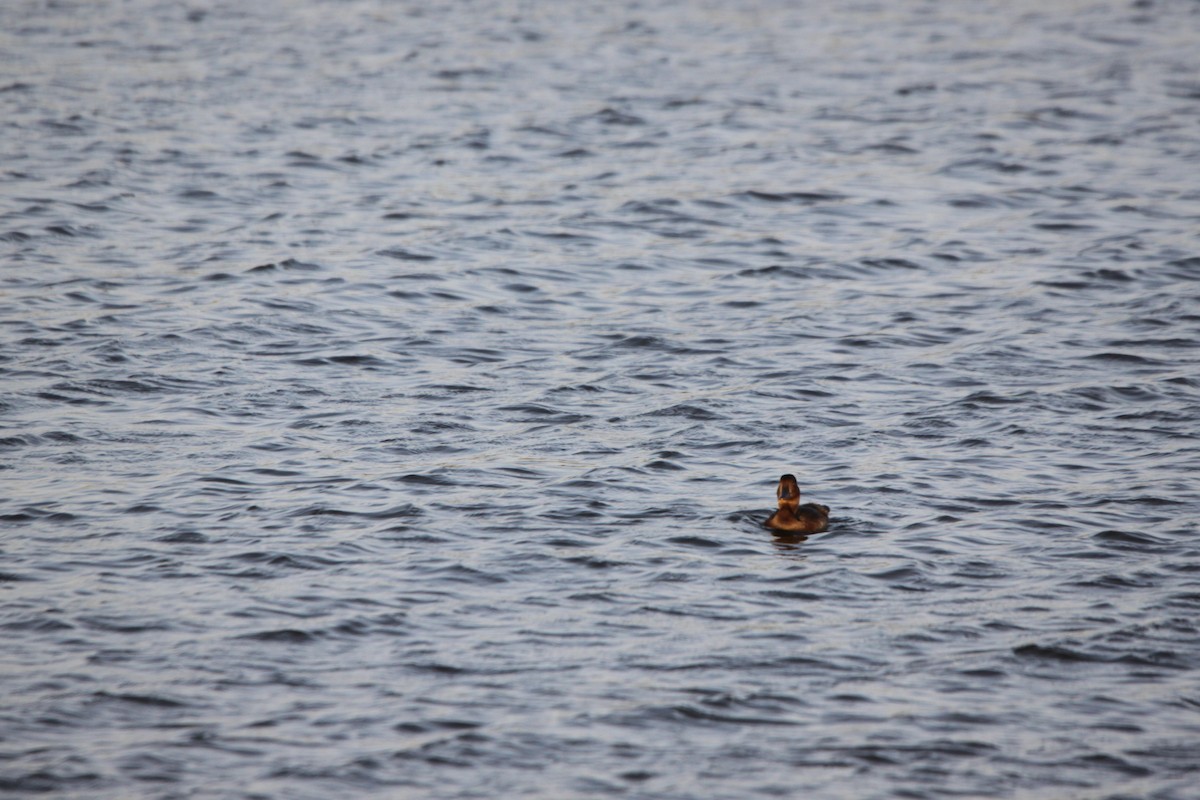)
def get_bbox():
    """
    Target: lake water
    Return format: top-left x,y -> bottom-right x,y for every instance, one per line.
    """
2,1 -> 1199,797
